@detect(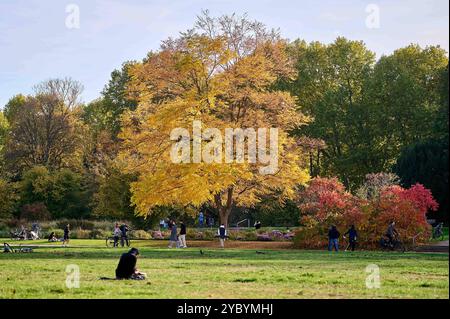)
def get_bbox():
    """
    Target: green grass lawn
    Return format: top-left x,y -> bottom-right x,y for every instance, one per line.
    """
0,239 -> 448,299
